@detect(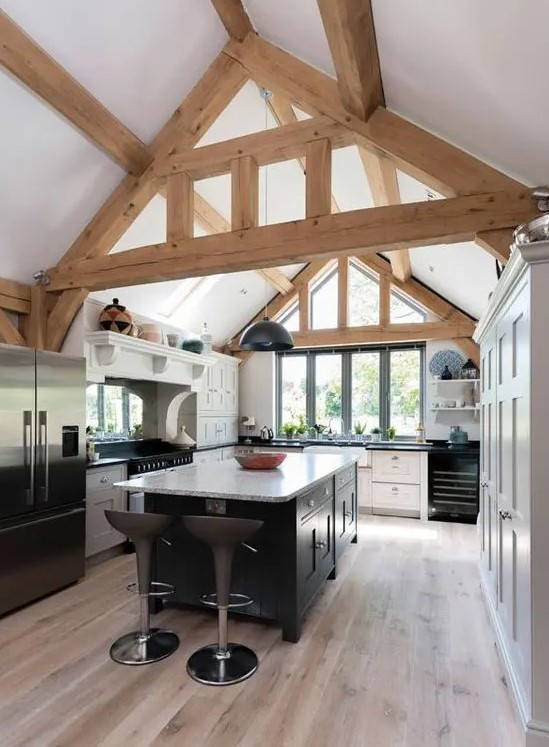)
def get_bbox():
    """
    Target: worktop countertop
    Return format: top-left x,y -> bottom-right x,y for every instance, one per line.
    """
115,452 -> 357,503
86,457 -> 129,470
